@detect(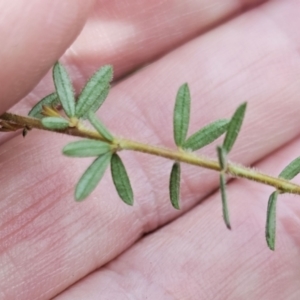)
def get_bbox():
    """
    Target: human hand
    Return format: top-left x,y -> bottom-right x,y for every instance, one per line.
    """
1,1 -> 300,299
